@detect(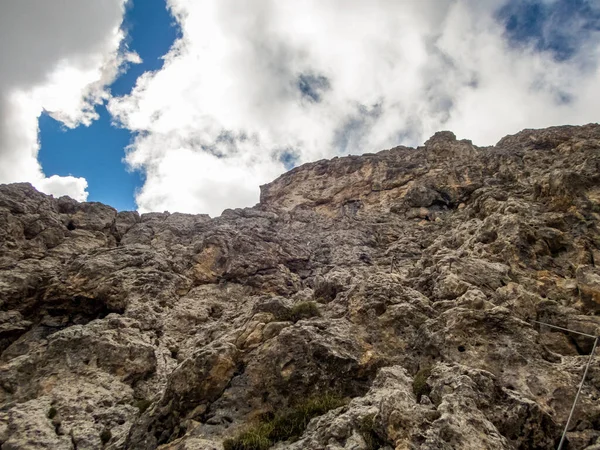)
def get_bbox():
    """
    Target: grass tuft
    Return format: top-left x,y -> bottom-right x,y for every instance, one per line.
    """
223,423 -> 274,450
412,366 -> 432,402
280,301 -> 321,323
223,392 -> 346,450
